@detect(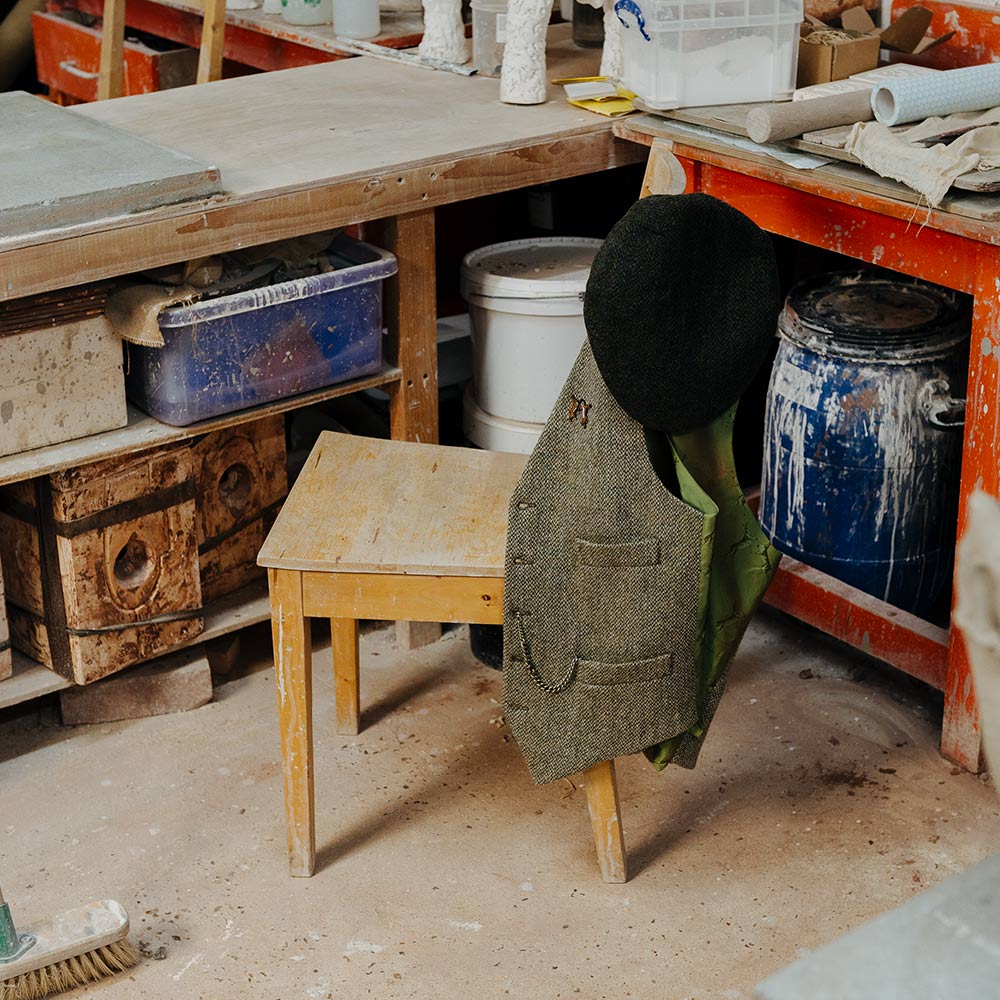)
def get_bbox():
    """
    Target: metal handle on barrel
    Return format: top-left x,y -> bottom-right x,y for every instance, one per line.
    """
920,378 -> 966,430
